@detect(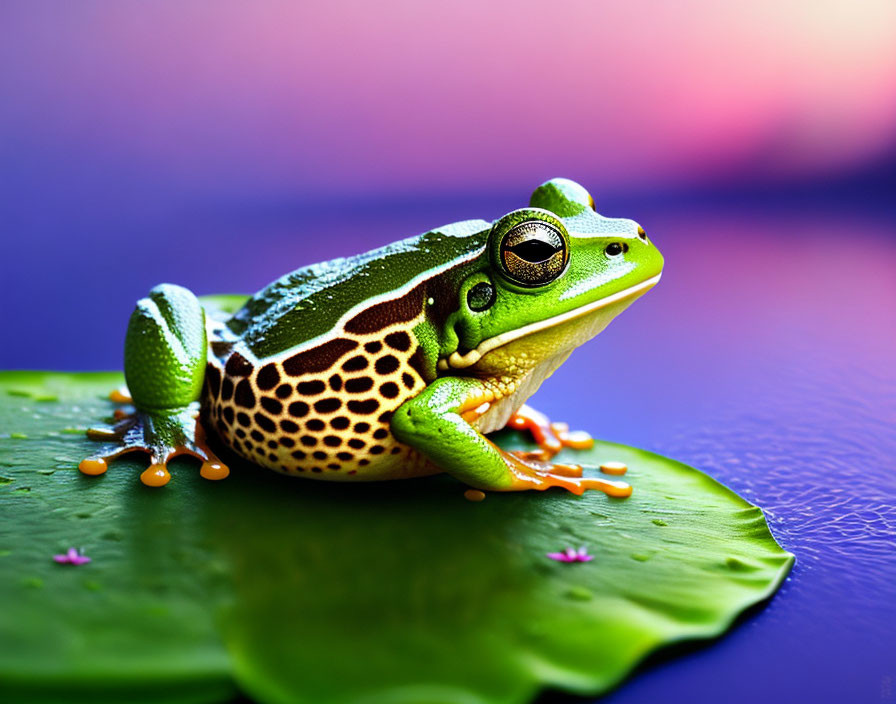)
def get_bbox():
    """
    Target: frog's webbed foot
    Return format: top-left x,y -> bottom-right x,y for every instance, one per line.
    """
497,446 -> 632,497
499,405 -> 630,497
505,404 -> 594,461
80,395 -> 229,487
